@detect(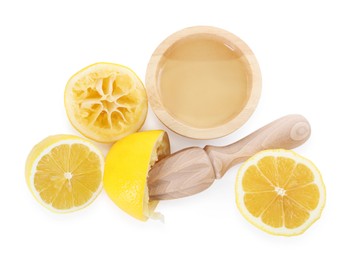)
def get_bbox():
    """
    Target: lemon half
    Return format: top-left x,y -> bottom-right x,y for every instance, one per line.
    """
64,62 -> 147,143
25,135 -> 104,213
103,130 -> 170,221
236,149 -> 326,236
